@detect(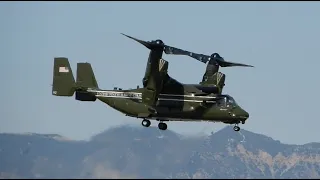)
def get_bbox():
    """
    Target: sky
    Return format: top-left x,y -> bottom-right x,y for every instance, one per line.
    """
1,2 -> 320,145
